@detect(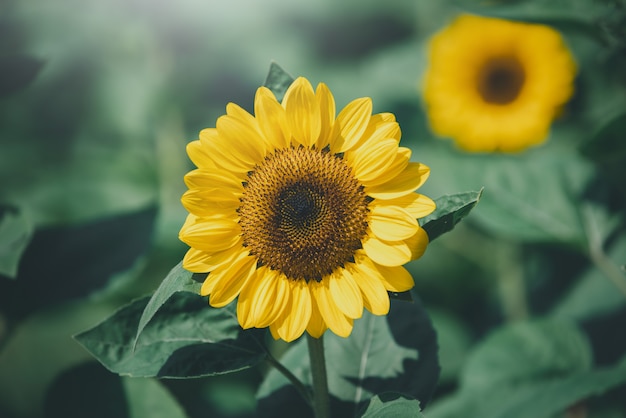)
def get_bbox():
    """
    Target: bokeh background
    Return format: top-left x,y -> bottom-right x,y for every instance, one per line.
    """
1,0 -> 625,417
